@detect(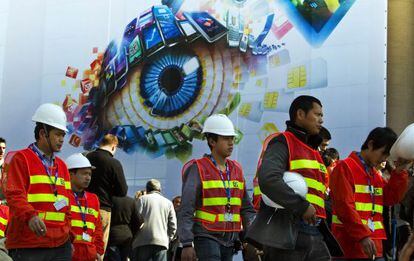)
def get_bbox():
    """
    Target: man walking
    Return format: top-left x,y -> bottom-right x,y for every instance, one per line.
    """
67,153 -> 104,261
179,114 -> 256,261
330,127 -> 411,260
132,179 -> 177,261
87,134 -> 128,254
3,103 -> 72,260
247,96 -> 340,261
